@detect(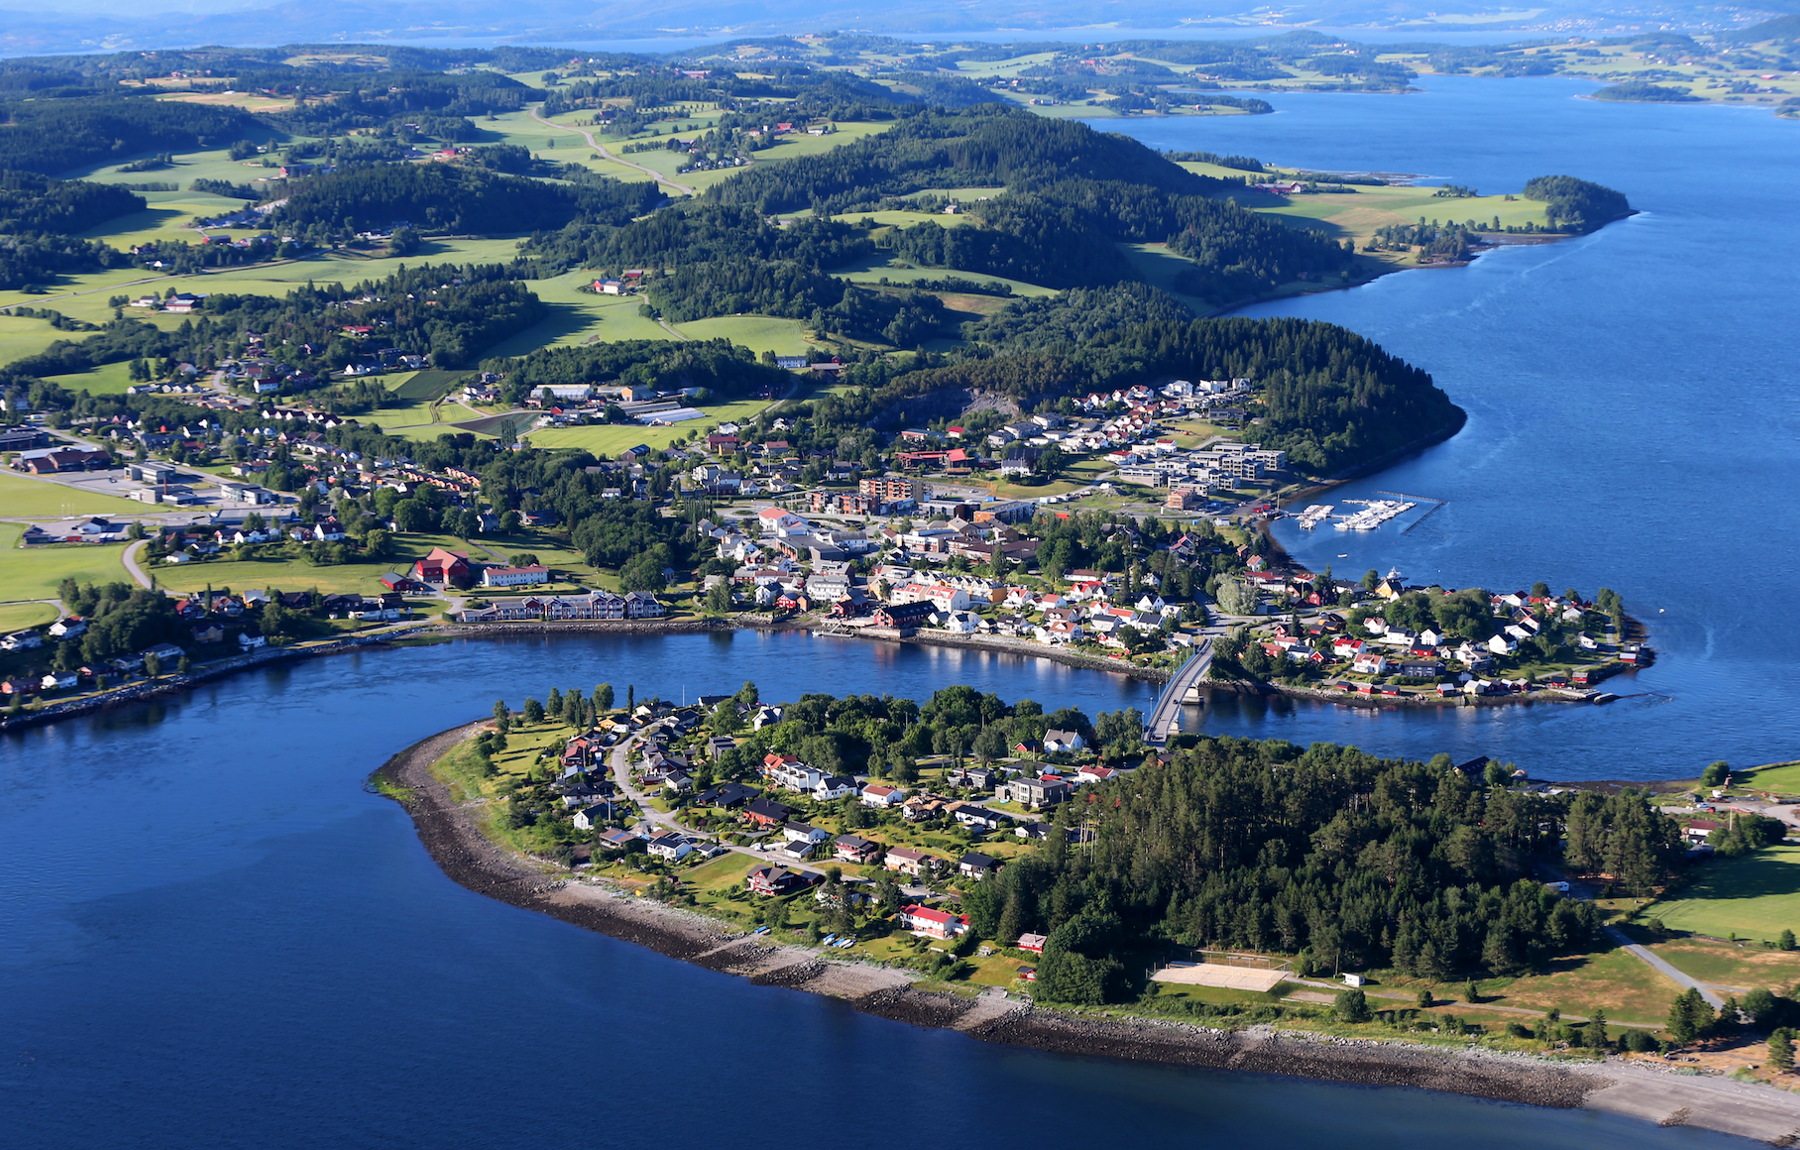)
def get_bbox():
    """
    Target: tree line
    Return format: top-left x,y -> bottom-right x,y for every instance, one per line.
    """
272,162 -> 664,238
965,736 -> 1641,1004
